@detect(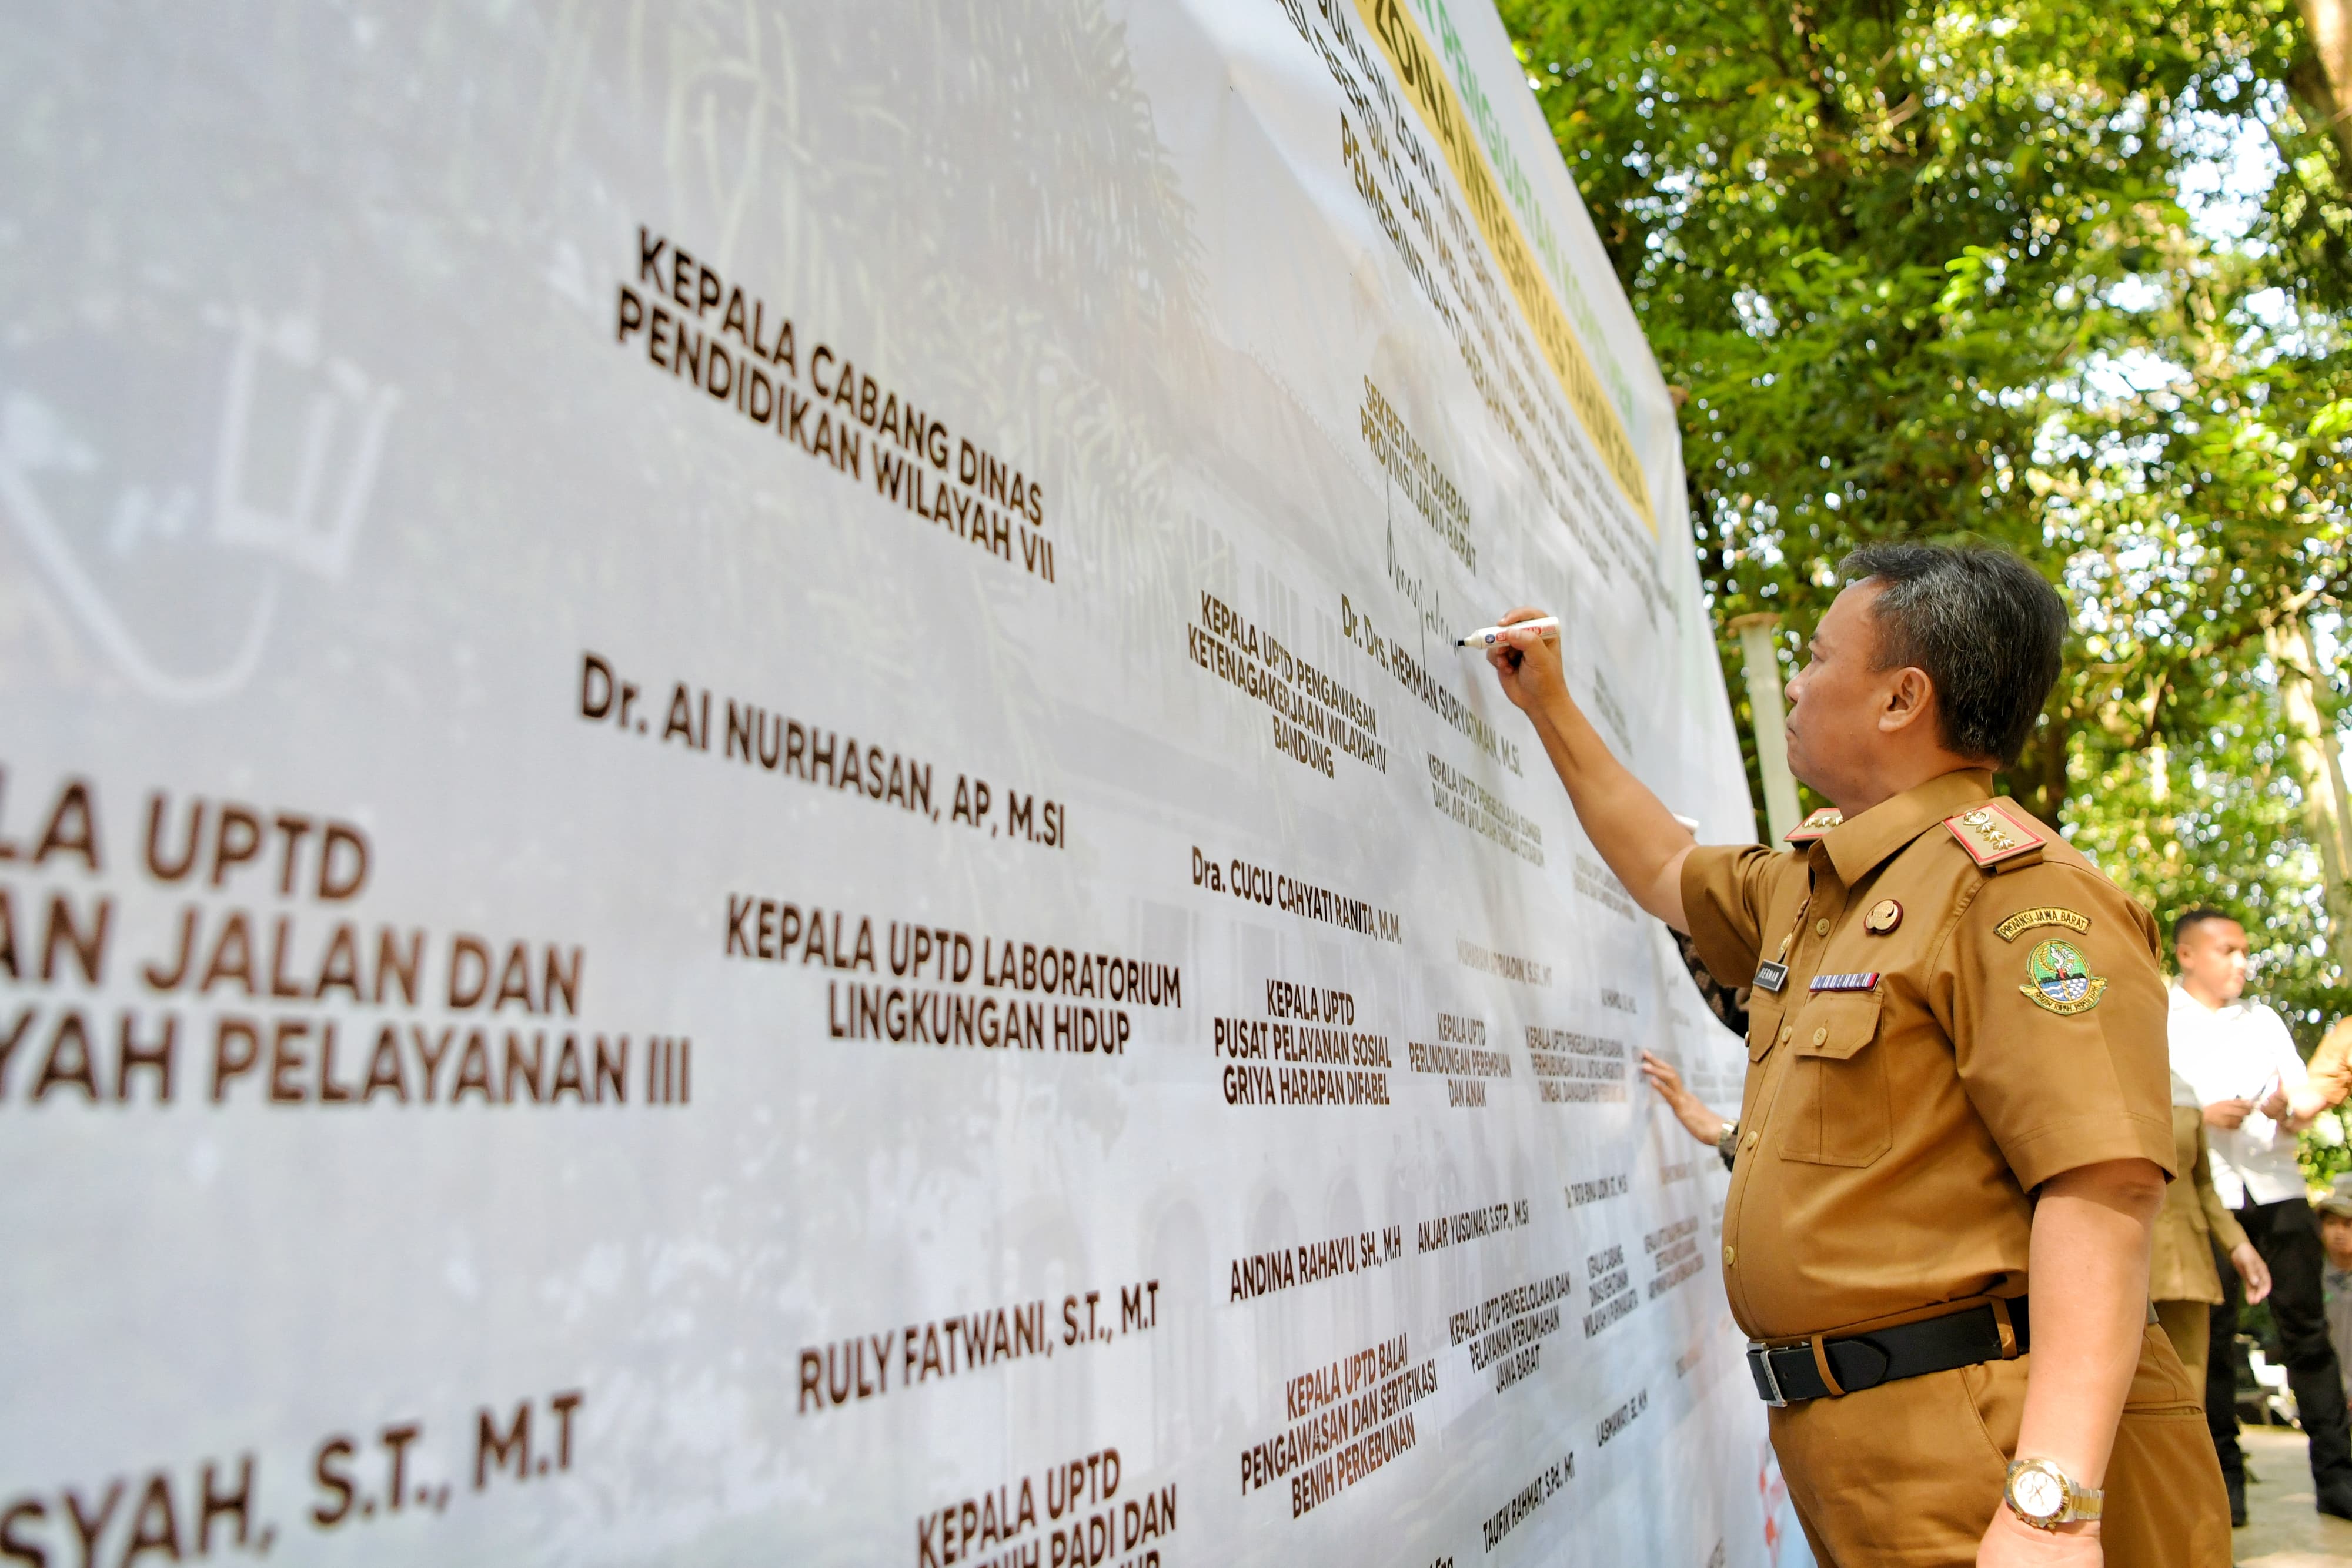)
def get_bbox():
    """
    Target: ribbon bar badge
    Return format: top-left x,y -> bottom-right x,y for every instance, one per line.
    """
1808,972 -> 1880,993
